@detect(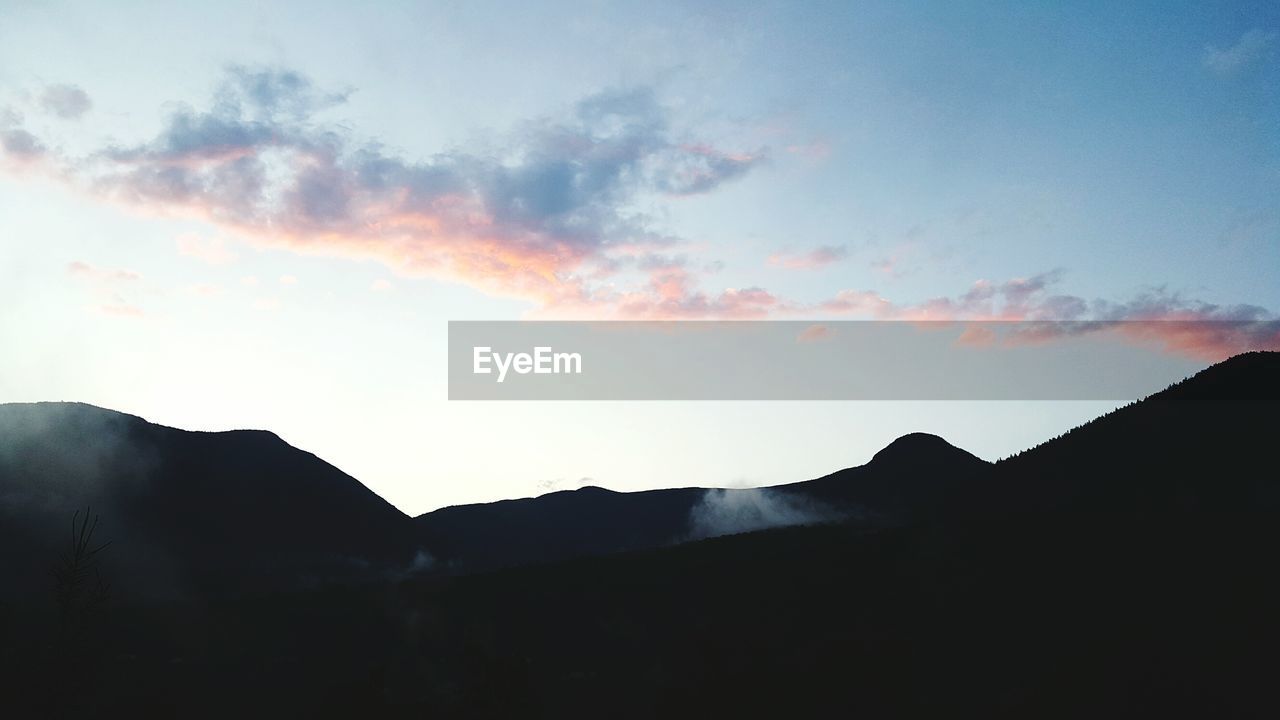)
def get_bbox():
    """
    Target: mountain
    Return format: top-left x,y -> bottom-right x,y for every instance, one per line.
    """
3,352 -> 1277,601
773,431 -> 991,515
414,352 -> 1280,571
1,353 -> 1278,717
993,350 -> 1280,513
0,402 -> 418,600
413,432 -> 991,572
0,402 -> 995,595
